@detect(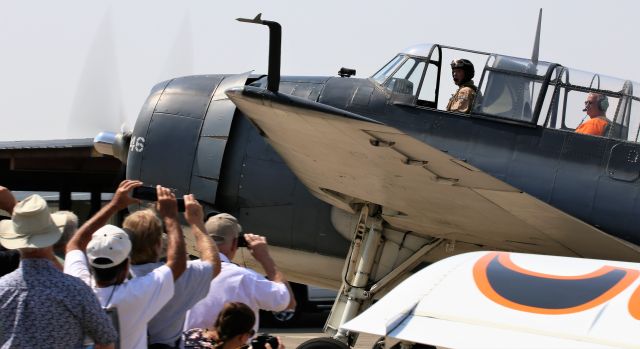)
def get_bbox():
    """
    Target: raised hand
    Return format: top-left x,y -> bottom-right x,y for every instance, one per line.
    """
156,186 -> 178,218
183,194 -> 204,225
0,186 -> 17,214
111,180 -> 142,210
